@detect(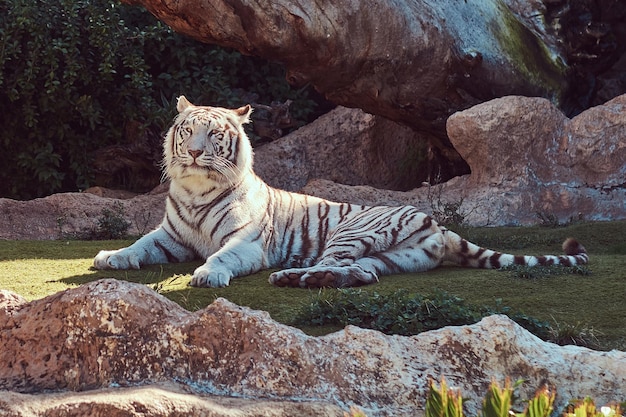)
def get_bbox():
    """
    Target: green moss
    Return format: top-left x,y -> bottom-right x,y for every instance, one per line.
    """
491,1 -> 568,103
